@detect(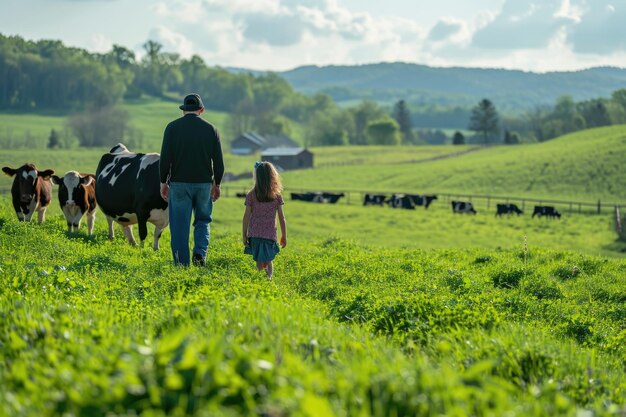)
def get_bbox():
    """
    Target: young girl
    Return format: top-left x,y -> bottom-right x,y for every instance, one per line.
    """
242,161 -> 287,279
